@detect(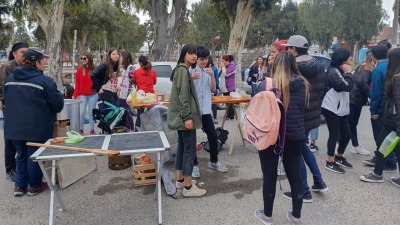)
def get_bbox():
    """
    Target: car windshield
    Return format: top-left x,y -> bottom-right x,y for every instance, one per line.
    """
313,56 -> 330,71
152,65 -> 173,78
